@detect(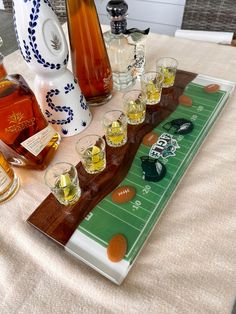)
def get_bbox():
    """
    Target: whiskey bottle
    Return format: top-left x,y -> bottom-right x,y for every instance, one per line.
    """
0,151 -> 20,203
103,0 -> 149,90
66,0 -> 113,106
0,65 -> 60,170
